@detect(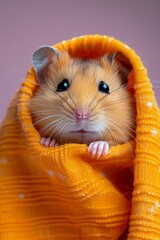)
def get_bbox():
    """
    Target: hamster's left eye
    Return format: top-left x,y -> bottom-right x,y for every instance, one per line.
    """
57,79 -> 70,92
98,81 -> 110,94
